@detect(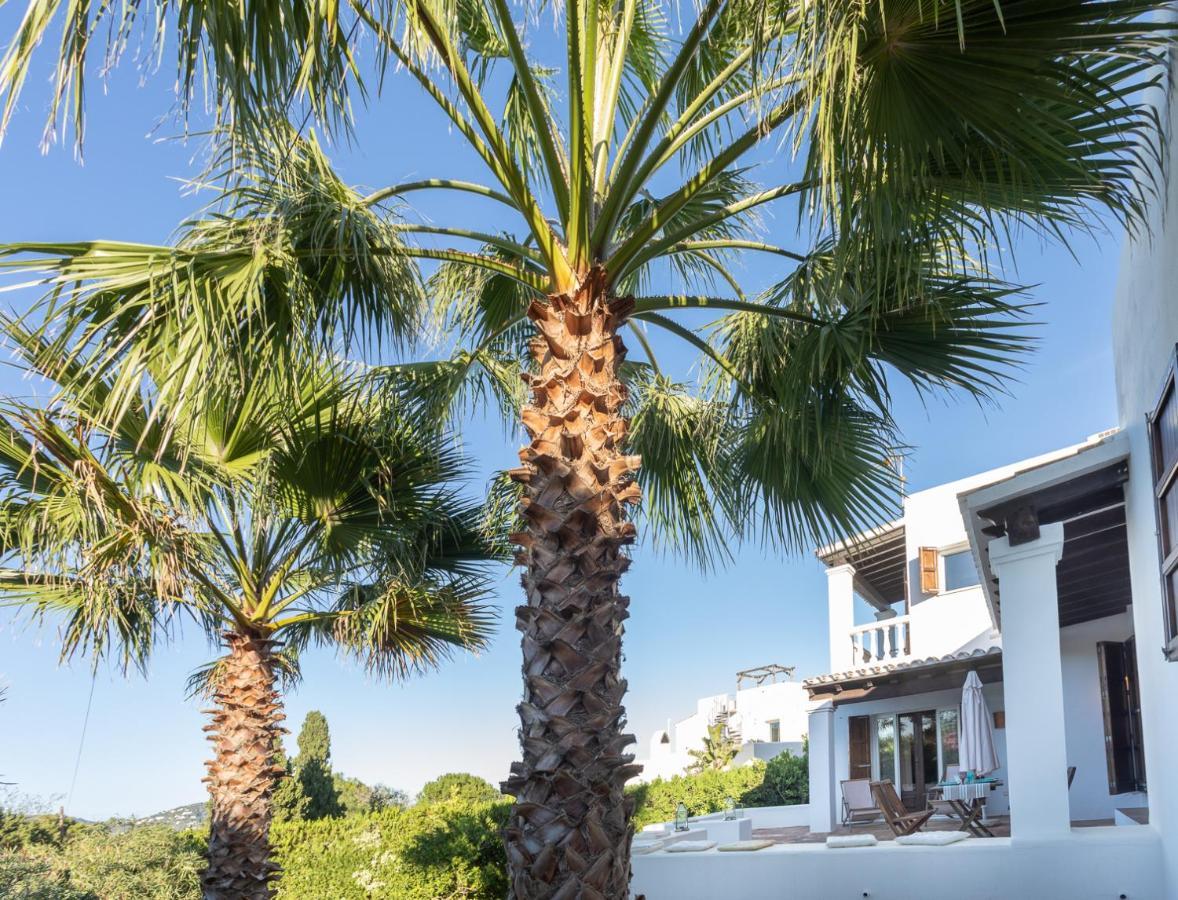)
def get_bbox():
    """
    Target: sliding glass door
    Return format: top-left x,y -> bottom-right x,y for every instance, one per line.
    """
873,707 -> 960,811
